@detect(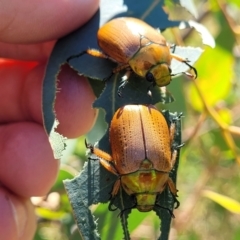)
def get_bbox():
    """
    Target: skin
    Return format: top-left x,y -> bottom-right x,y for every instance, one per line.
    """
0,0 -> 99,239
